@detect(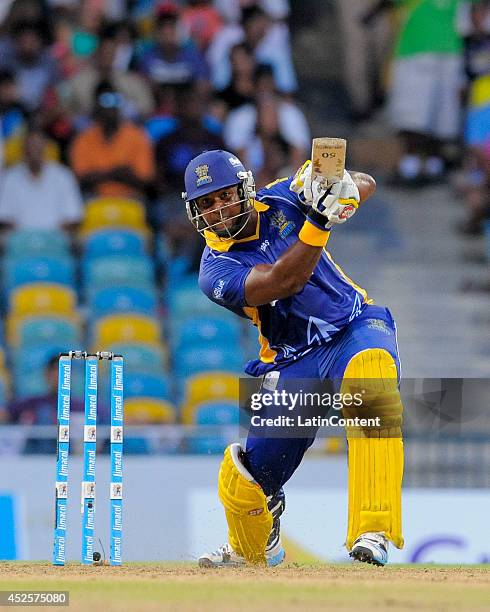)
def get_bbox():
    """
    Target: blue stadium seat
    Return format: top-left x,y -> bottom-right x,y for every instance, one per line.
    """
12,345 -> 67,373
83,255 -> 154,291
193,402 -> 238,425
174,346 -> 243,377
174,317 -> 241,350
84,229 -> 146,259
167,278 -> 234,321
124,373 -> 170,400
187,436 -> 228,455
3,257 -> 75,291
12,355 -> 84,400
107,343 -> 166,374
90,286 -> 158,318
16,317 -> 81,349
5,229 -> 70,258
